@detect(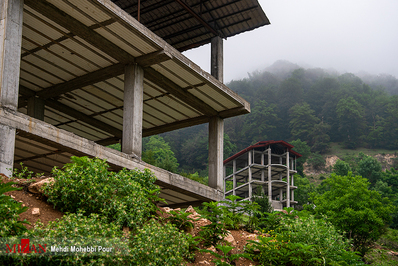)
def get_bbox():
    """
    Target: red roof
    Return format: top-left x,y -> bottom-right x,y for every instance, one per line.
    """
223,140 -> 302,165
